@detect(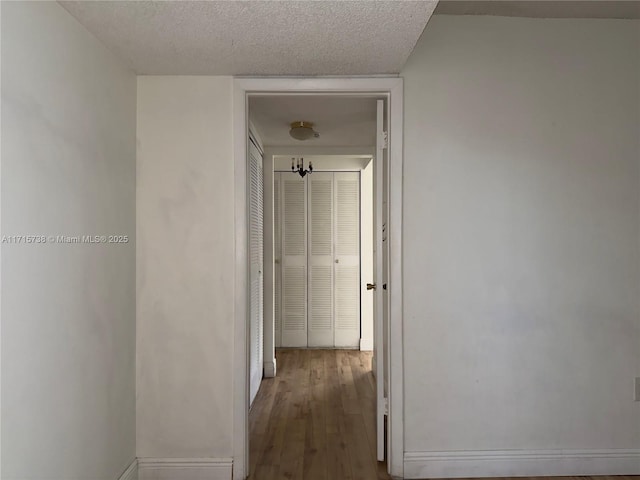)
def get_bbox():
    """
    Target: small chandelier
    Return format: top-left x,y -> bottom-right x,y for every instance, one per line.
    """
291,157 -> 312,178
